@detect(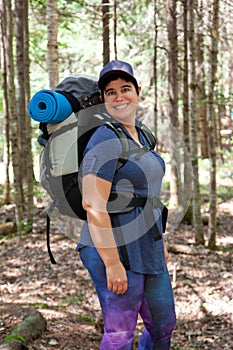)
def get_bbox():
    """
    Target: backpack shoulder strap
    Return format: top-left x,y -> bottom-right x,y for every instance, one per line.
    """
104,120 -> 156,168
140,123 -> 156,150
104,120 -> 130,170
